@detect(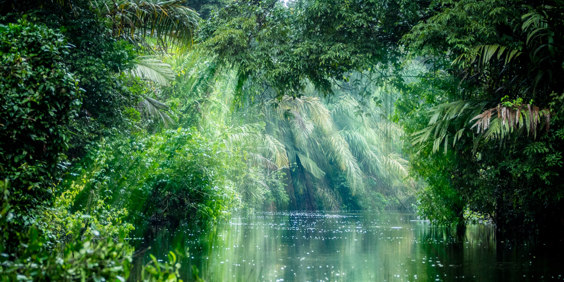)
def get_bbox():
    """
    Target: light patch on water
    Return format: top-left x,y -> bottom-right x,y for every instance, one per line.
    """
131,211 -> 563,281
